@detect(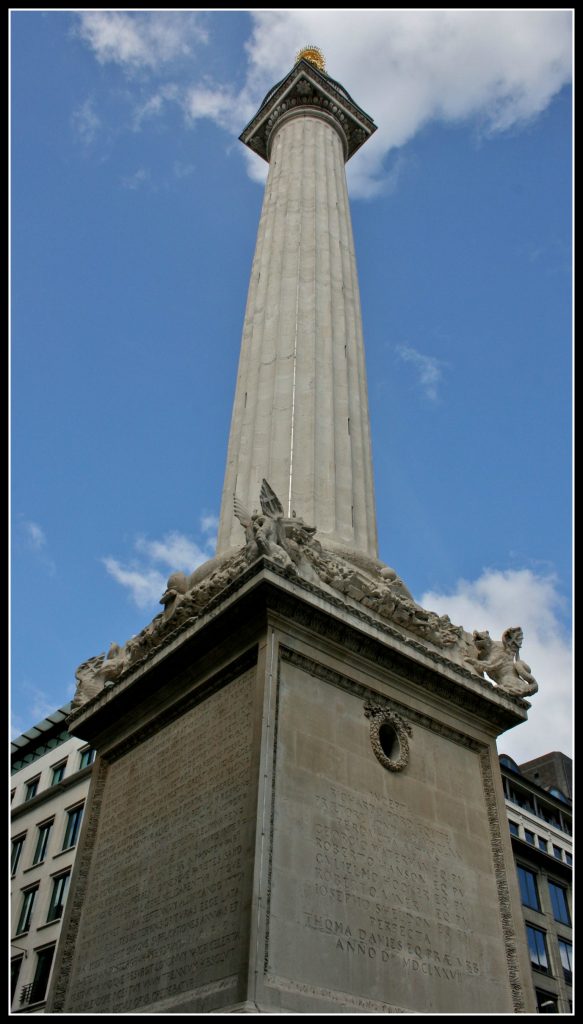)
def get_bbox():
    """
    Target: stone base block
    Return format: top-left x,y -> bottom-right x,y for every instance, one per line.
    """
47,564 -> 534,1014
